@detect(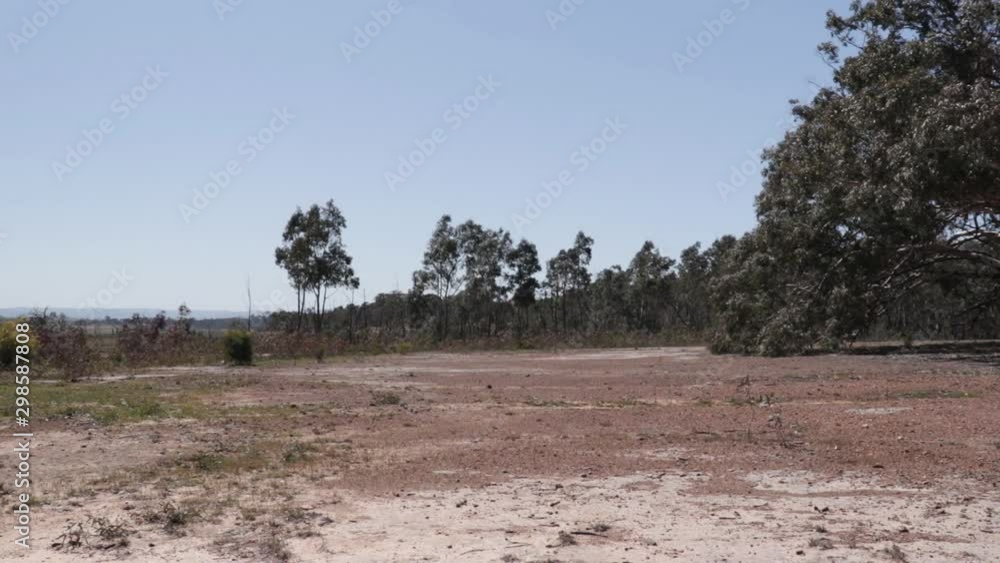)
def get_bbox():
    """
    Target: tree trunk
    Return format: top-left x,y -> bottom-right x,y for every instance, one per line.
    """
314,291 -> 322,333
